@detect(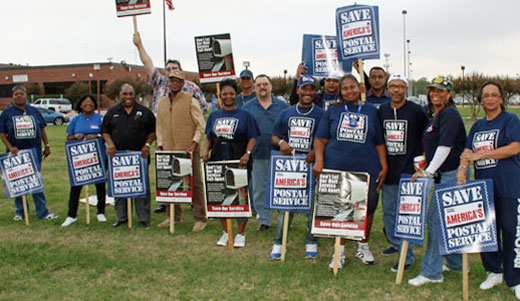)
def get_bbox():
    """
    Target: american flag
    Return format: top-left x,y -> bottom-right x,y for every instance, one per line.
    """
165,0 -> 175,10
